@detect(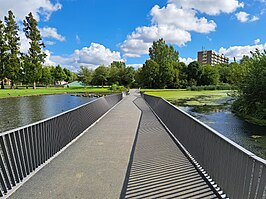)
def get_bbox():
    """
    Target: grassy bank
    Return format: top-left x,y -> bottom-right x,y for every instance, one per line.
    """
0,86 -> 114,98
142,89 -> 233,106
